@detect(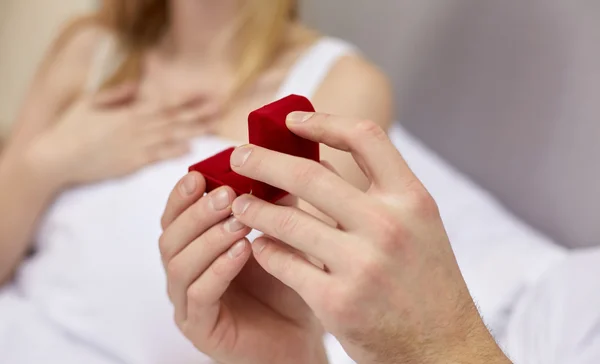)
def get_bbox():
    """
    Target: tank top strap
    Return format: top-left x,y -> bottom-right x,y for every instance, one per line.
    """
83,35 -> 123,94
275,37 -> 358,100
